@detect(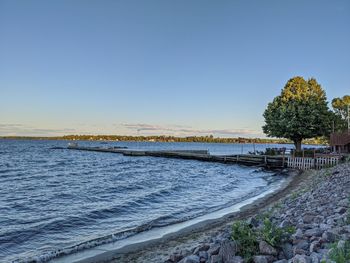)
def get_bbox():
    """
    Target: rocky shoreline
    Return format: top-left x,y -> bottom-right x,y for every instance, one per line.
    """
163,163 -> 350,263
